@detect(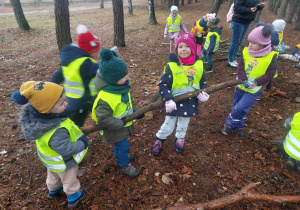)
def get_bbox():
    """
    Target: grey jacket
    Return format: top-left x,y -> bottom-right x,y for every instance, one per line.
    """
18,104 -> 86,171
93,72 -> 139,144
